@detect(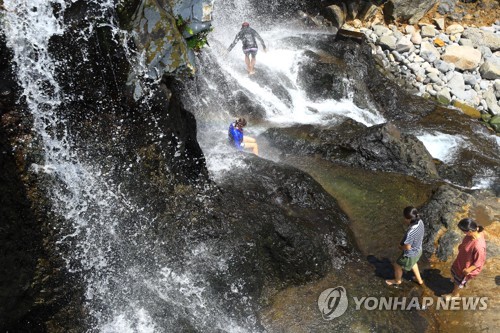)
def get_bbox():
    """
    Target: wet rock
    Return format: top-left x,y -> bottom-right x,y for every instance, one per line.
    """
420,185 -> 475,261
203,156 -> 359,311
130,0 -> 193,81
262,121 -> 439,179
